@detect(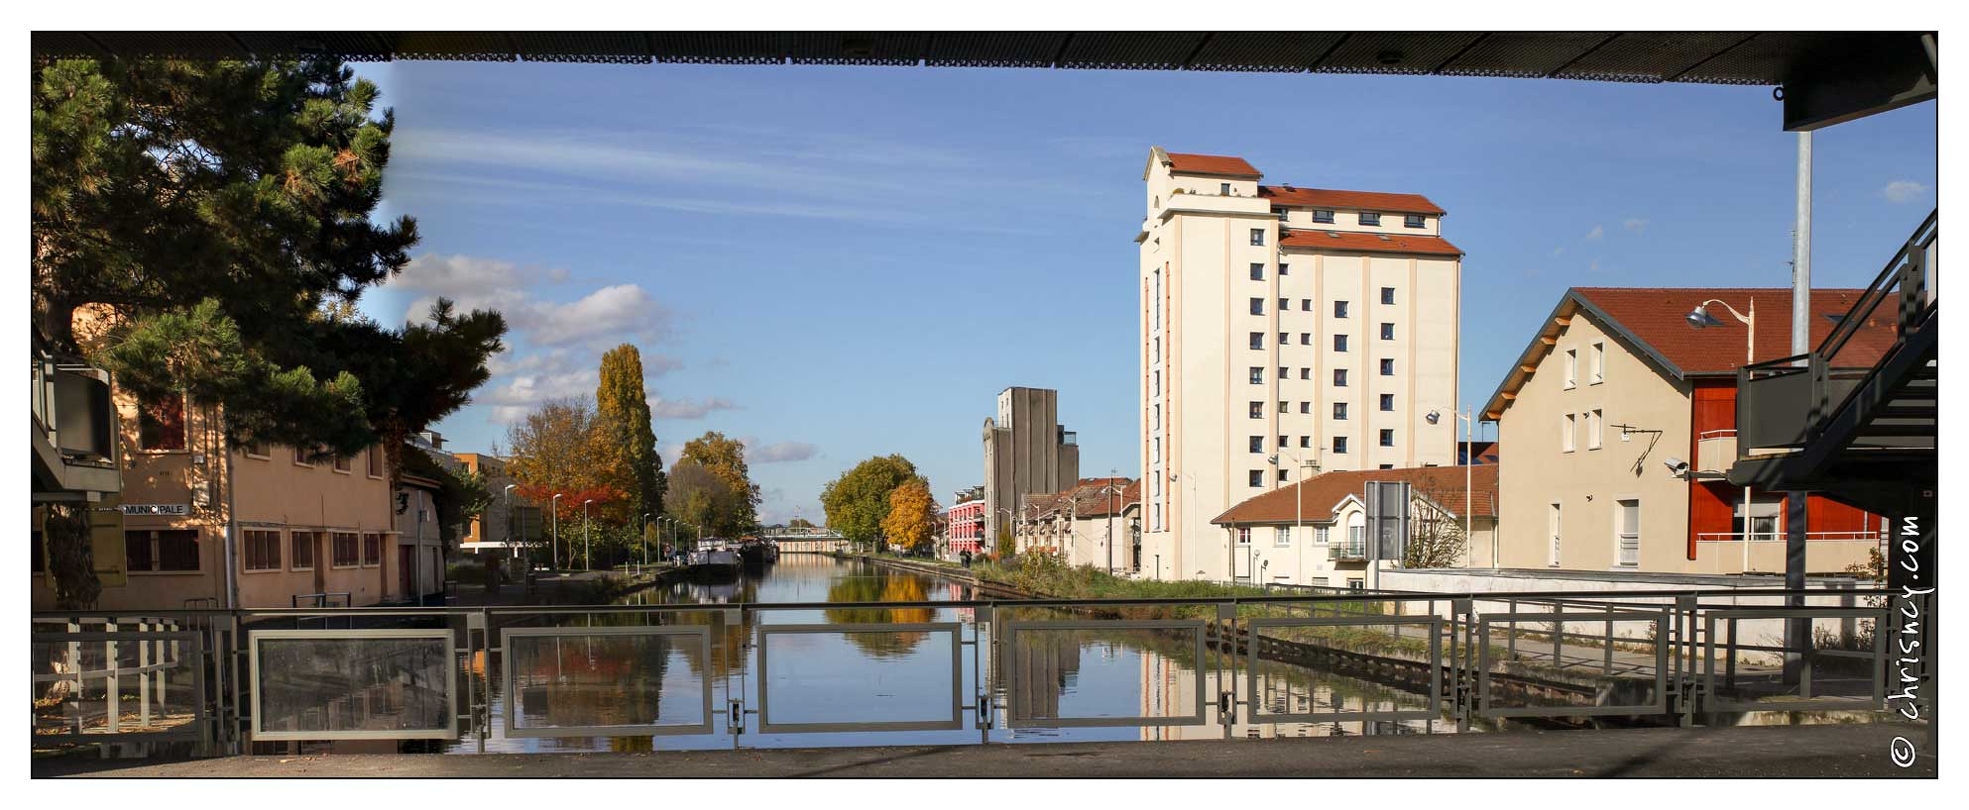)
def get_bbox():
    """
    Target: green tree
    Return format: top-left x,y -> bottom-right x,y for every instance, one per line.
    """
664,459 -> 741,541
678,431 -> 759,531
880,479 -> 937,555
32,57 -> 506,609
820,455 -> 919,552
995,523 -> 1016,560
594,344 -> 663,527
788,517 -> 816,530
